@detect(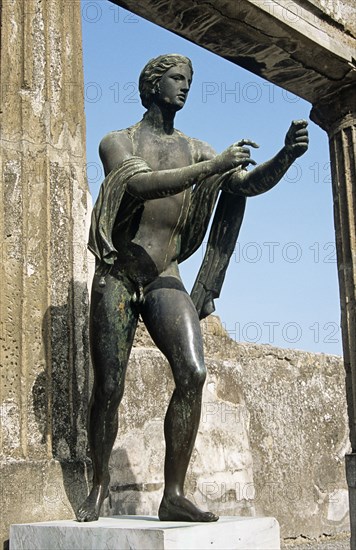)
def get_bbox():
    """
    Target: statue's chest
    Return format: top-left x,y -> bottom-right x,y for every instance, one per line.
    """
133,133 -> 193,170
